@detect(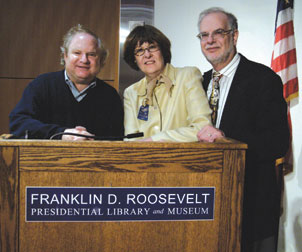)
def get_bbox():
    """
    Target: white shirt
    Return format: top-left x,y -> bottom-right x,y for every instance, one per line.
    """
207,53 -> 241,128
